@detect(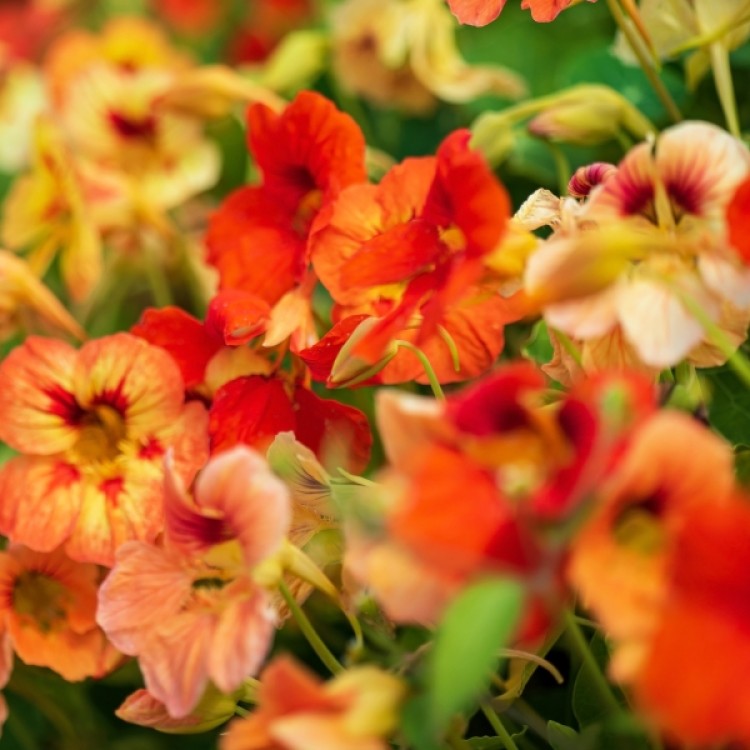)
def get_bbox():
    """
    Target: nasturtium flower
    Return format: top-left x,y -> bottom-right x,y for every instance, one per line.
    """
207,90 -> 367,309
0,333 -> 208,566
525,121 -> 750,371
308,128 -> 519,385
446,0 -> 596,26
0,545 -> 120,681
221,656 -> 405,750
567,411 -> 735,685
97,447 -> 291,718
